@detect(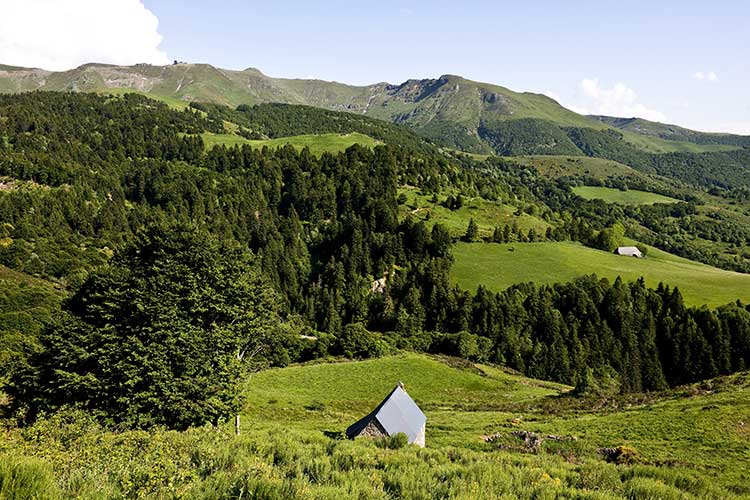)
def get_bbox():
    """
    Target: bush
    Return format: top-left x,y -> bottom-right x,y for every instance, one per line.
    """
431,331 -> 488,362
376,432 -> 409,450
336,323 -> 392,359
622,466 -> 716,498
600,446 -> 640,465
